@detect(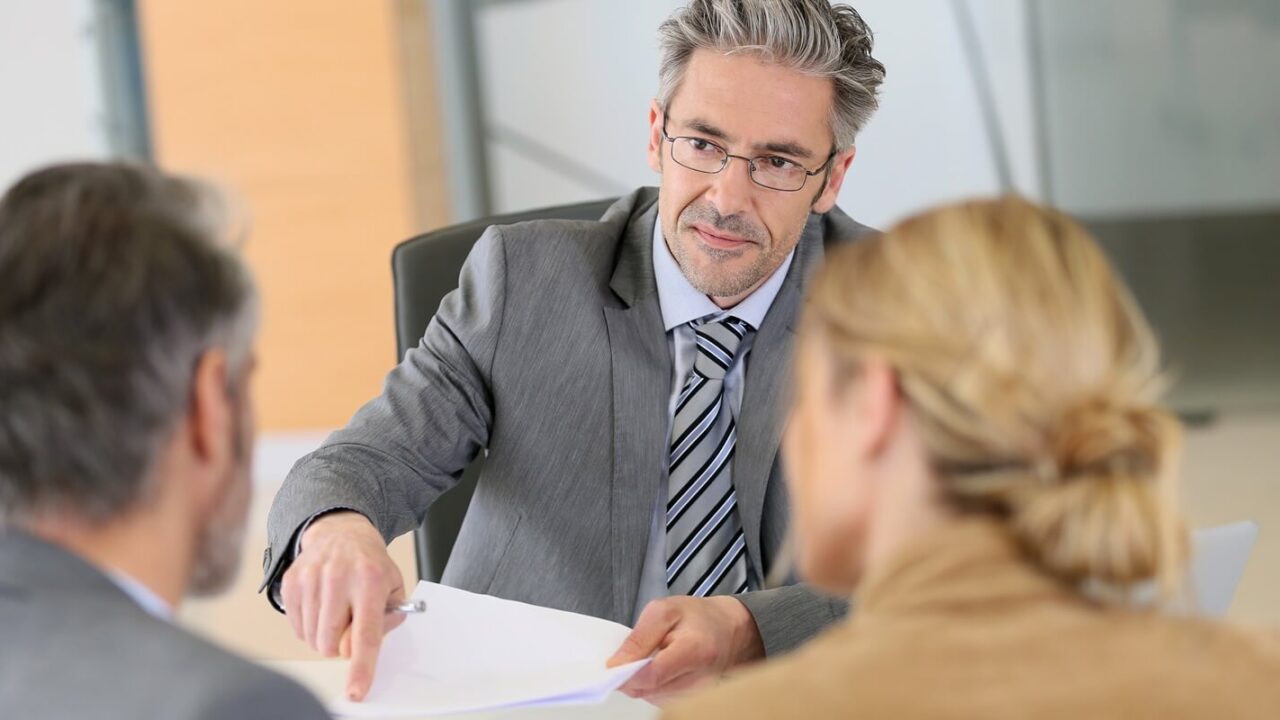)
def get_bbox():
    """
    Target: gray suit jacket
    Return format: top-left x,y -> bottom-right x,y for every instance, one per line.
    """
264,187 -> 873,655
0,531 -> 329,720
